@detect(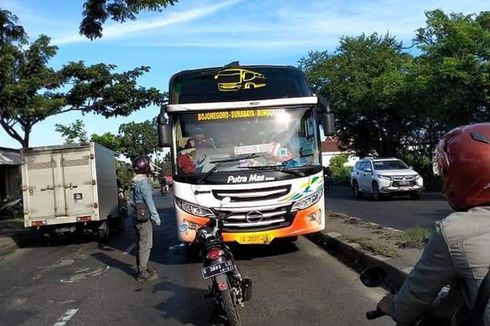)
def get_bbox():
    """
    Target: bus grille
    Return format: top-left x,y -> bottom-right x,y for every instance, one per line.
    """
213,185 -> 290,202
217,204 -> 293,232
